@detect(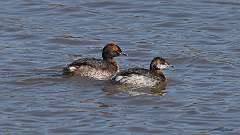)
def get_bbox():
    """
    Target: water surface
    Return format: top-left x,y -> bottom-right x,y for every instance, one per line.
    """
1,0 -> 240,134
